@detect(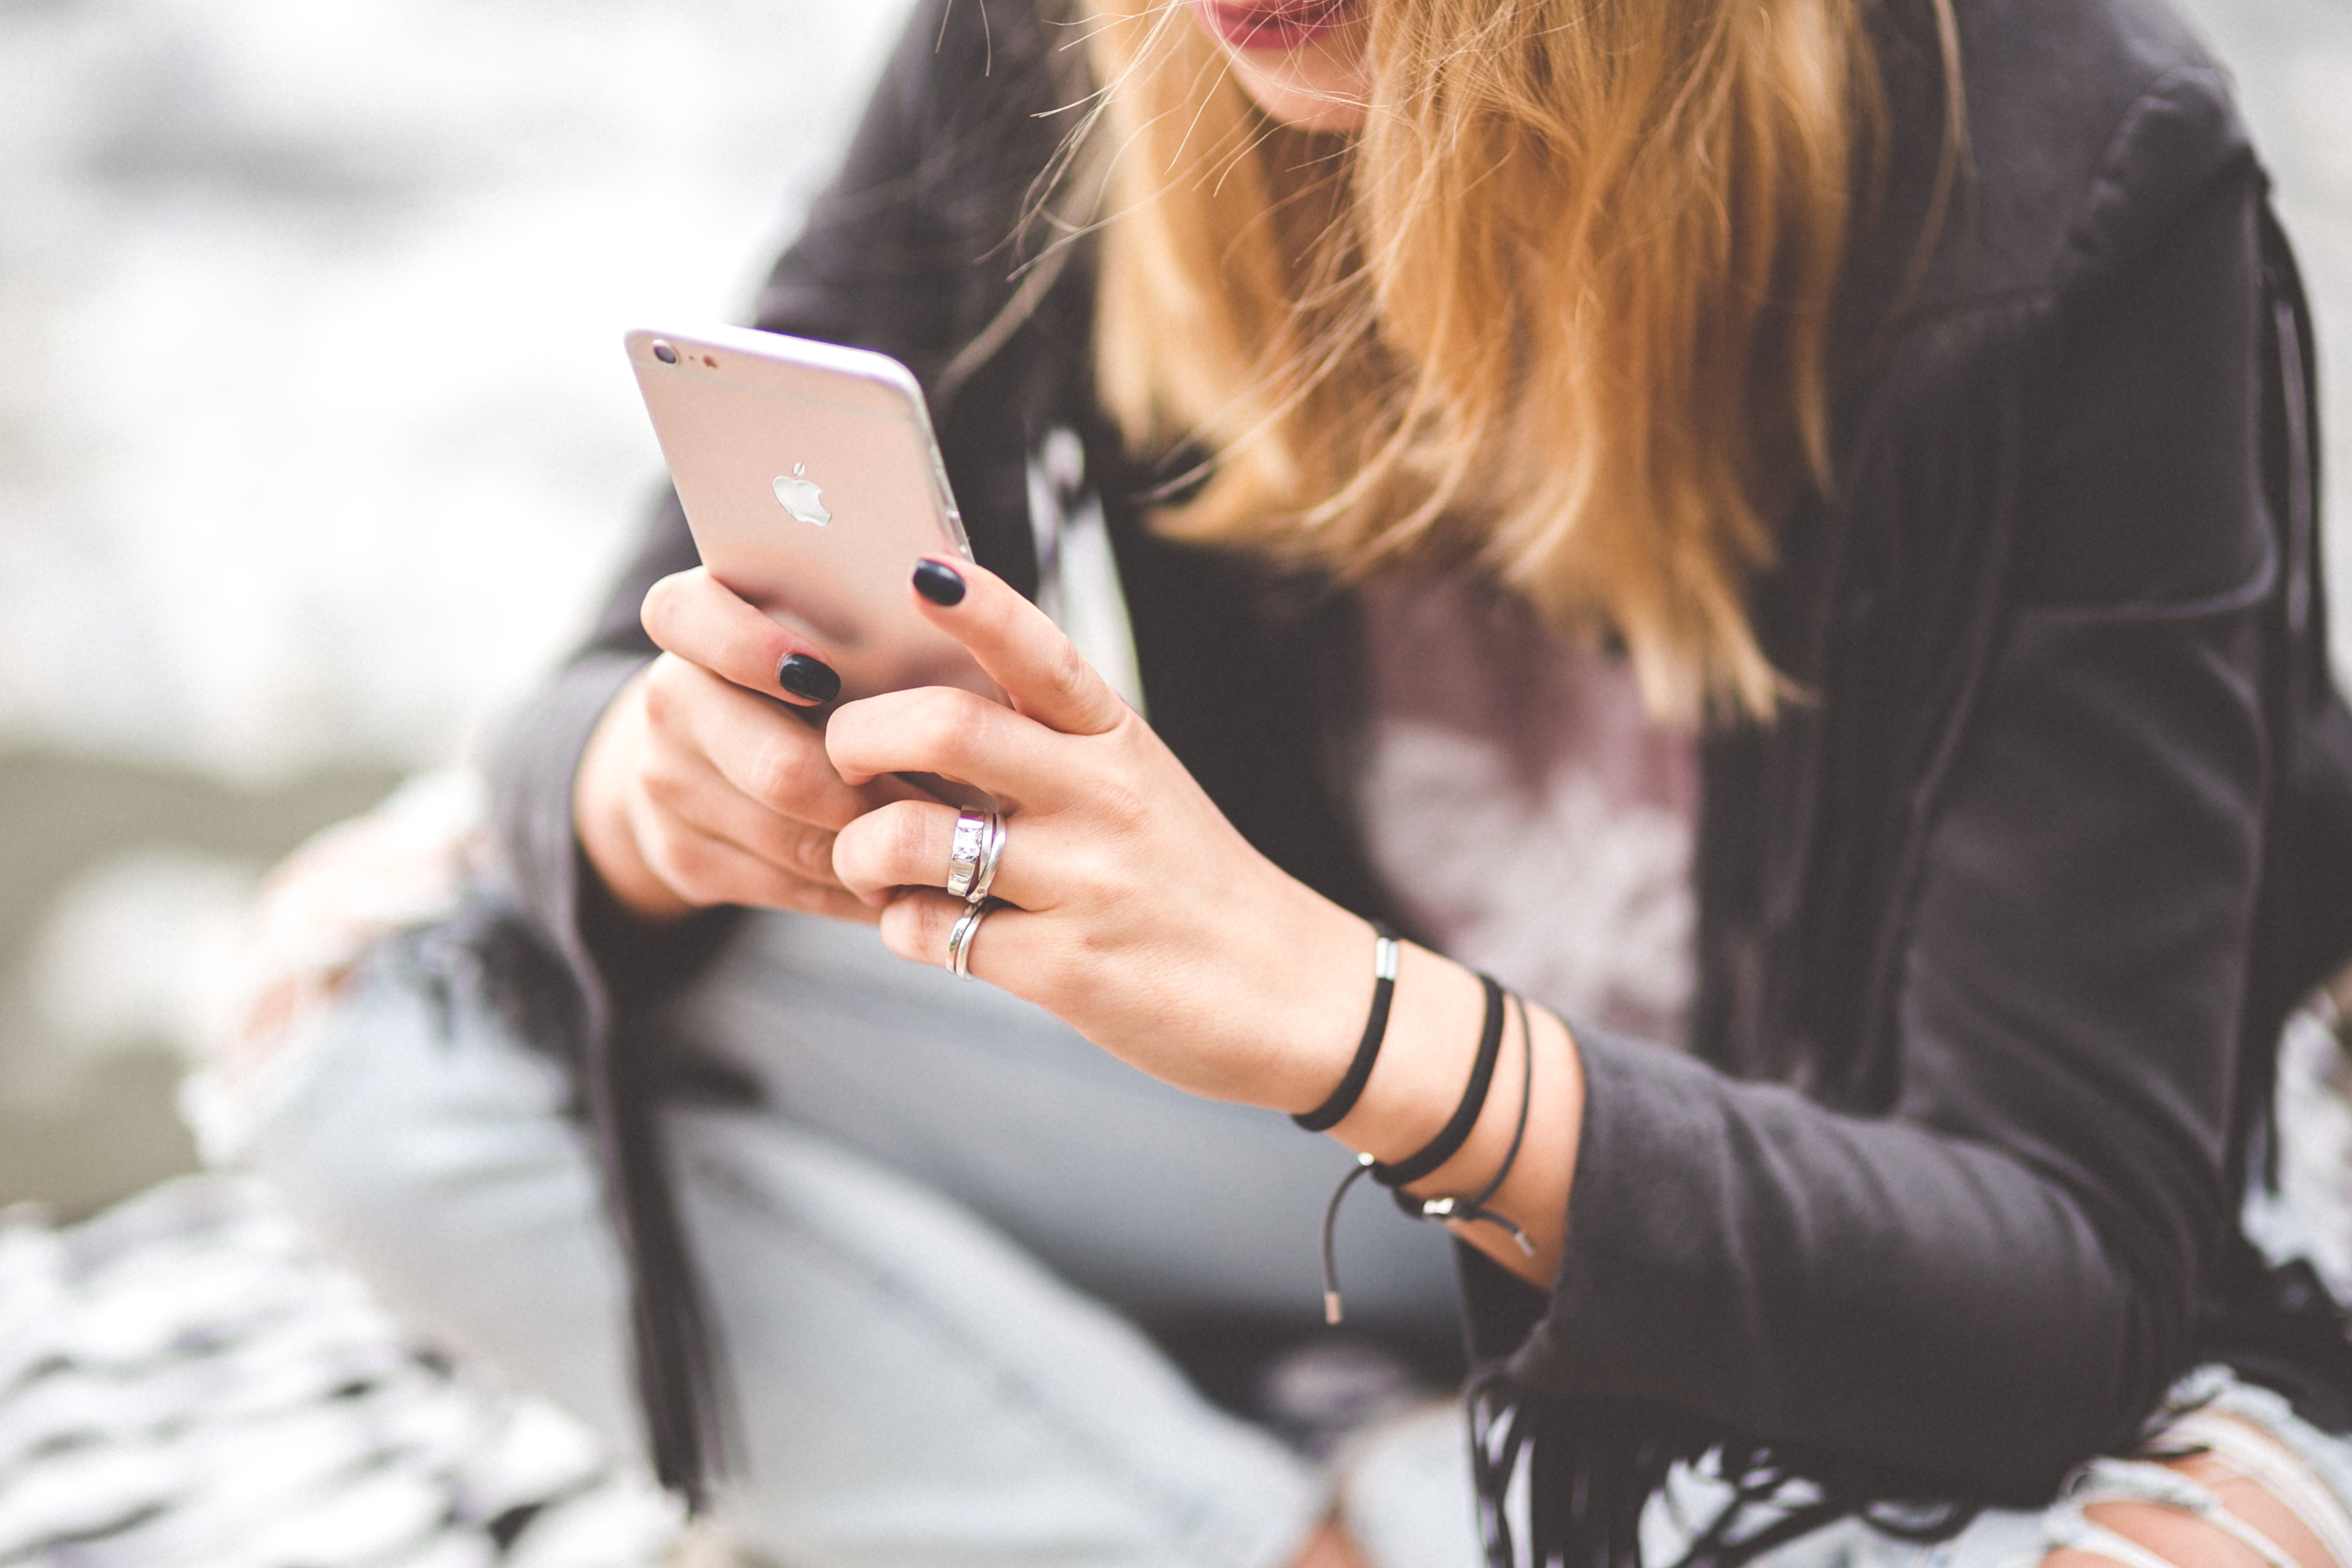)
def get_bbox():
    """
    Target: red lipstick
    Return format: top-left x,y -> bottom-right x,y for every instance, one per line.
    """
1194,0 -> 1361,50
